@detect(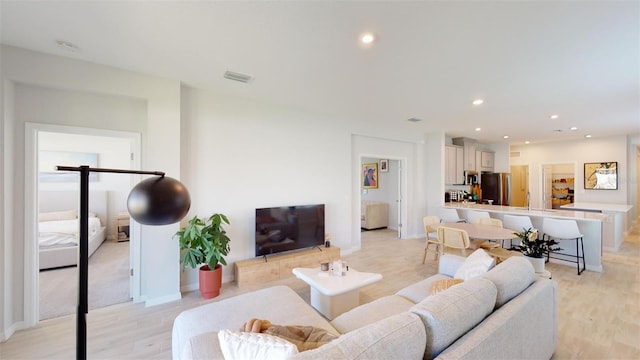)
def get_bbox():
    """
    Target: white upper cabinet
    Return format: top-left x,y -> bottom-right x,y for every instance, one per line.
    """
452,137 -> 476,171
445,145 -> 464,184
